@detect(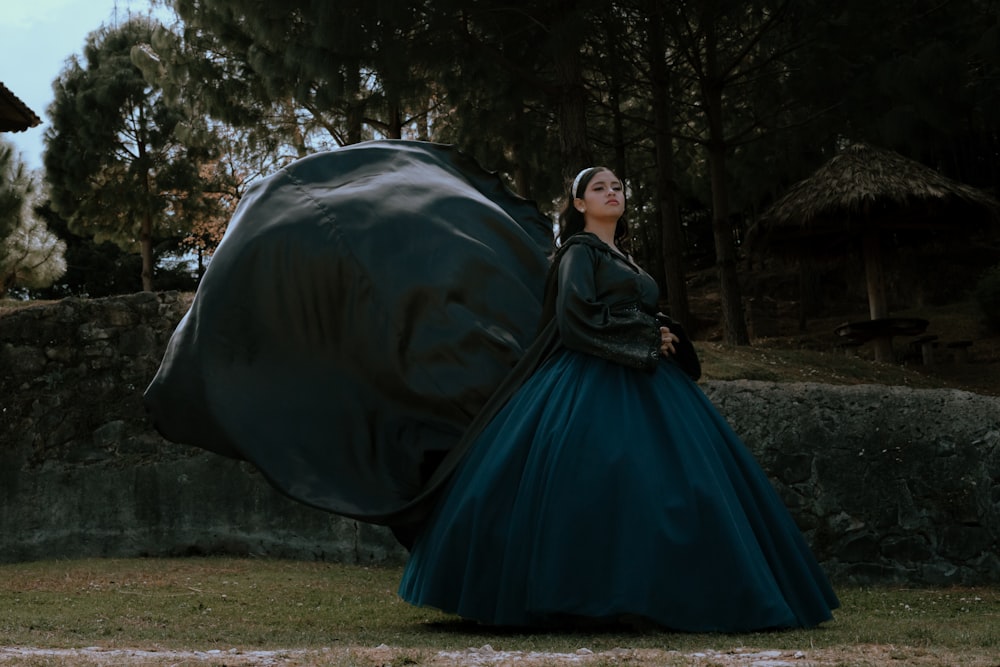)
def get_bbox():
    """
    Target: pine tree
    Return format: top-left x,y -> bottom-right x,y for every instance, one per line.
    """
44,16 -> 225,292
0,141 -> 67,298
